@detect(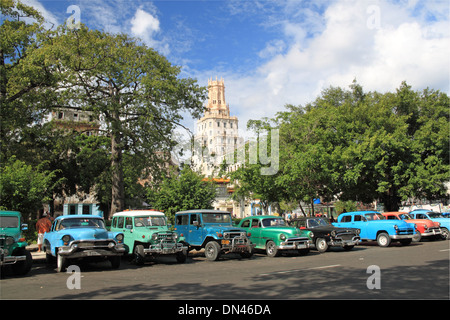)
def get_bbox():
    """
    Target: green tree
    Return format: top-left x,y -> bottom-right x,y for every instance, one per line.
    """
43,24 -> 206,216
0,157 -> 60,217
0,0 -> 58,163
275,81 -> 449,211
147,166 -> 217,223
